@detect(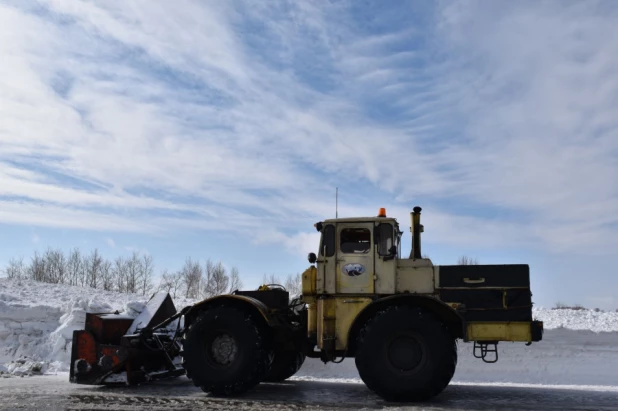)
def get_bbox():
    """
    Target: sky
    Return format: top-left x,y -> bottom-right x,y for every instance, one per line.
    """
0,0 -> 617,309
